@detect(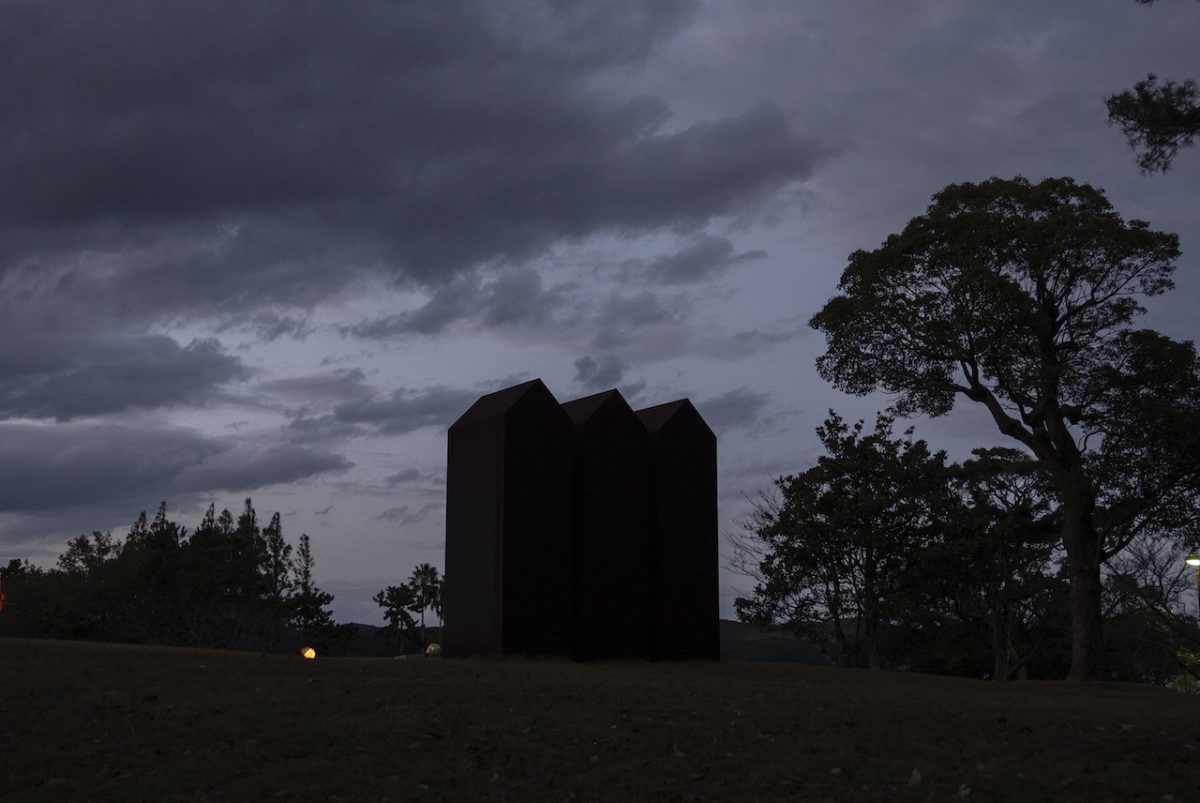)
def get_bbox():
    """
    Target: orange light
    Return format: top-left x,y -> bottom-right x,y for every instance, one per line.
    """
301,646 -> 317,659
